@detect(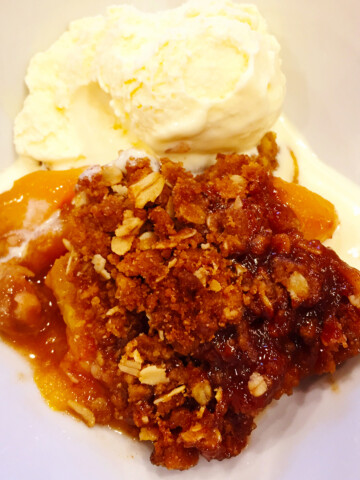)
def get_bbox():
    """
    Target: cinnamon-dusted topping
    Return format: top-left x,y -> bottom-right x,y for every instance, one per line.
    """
47,142 -> 360,469
3,138 -> 360,471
